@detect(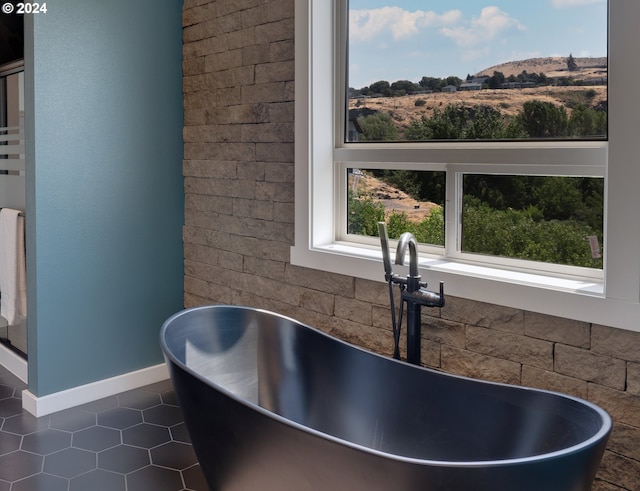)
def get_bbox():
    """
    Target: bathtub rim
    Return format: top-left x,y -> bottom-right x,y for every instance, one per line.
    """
160,304 -> 612,469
